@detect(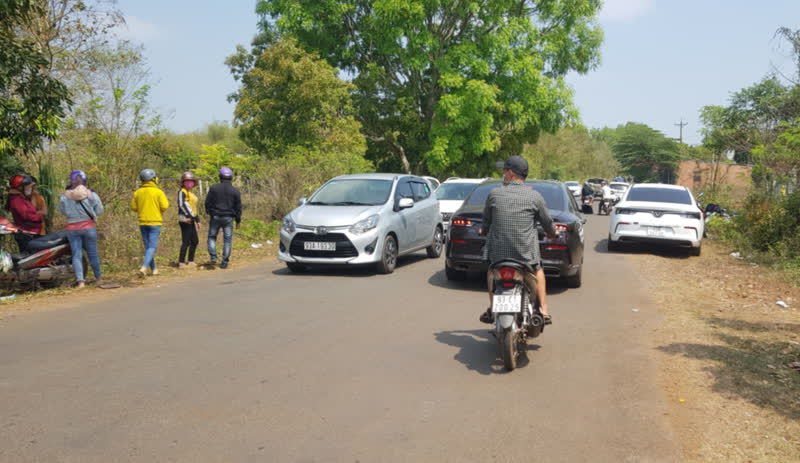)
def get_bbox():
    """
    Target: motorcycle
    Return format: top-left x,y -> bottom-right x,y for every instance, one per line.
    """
0,218 -> 79,289
490,260 -> 545,371
598,196 -> 617,215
